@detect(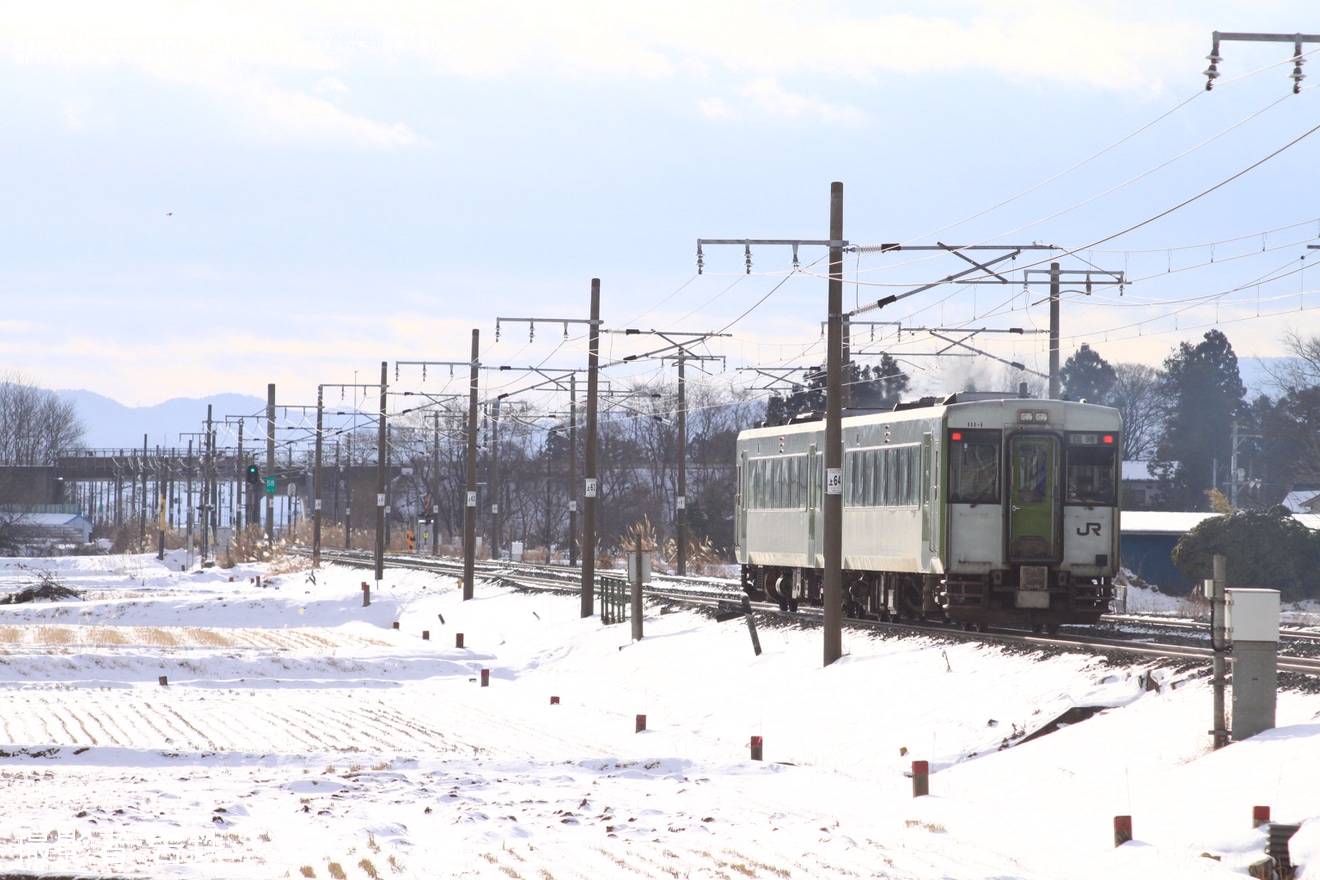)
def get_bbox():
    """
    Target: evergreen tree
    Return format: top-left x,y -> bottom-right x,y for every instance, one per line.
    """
1152,330 -> 1246,510
1059,344 -> 1116,403
849,354 -> 910,411
764,355 -> 912,425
